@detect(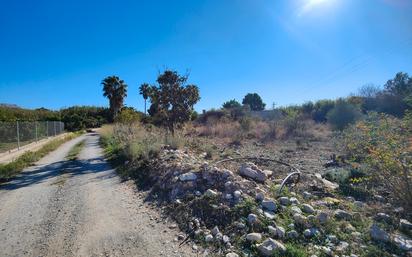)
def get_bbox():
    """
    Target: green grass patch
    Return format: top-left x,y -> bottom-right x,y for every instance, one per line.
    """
0,132 -> 82,183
